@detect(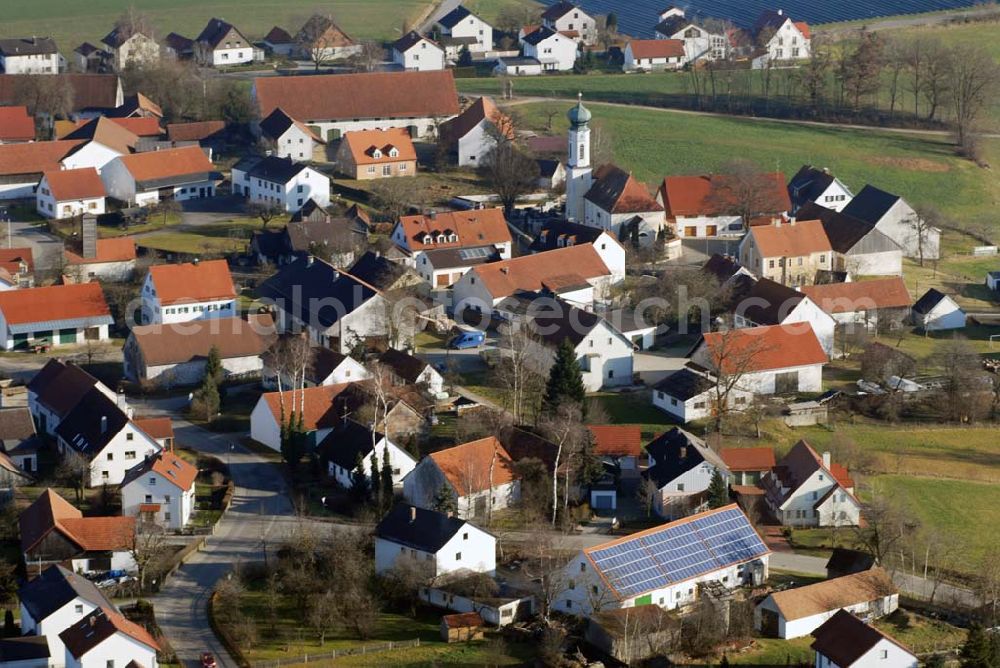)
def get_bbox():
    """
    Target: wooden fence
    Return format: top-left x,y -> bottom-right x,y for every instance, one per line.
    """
252,639 -> 421,667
